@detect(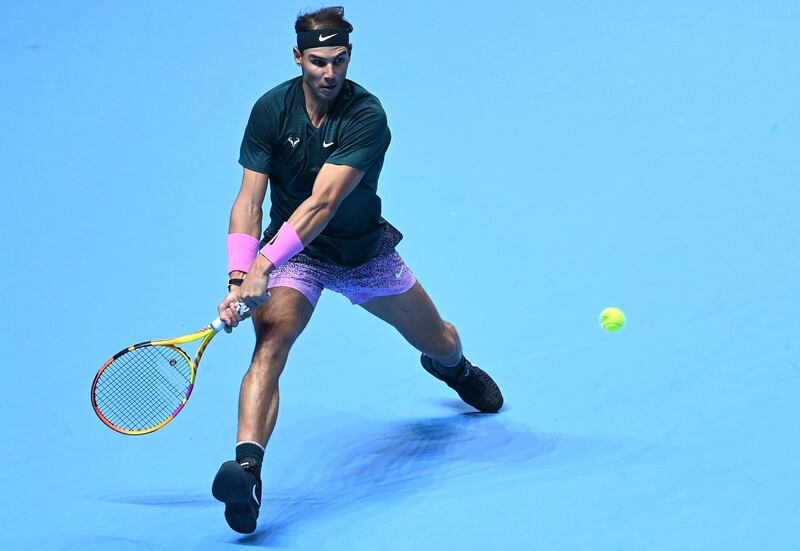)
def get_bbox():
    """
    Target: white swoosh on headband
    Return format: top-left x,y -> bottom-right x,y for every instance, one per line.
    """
319,33 -> 338,42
